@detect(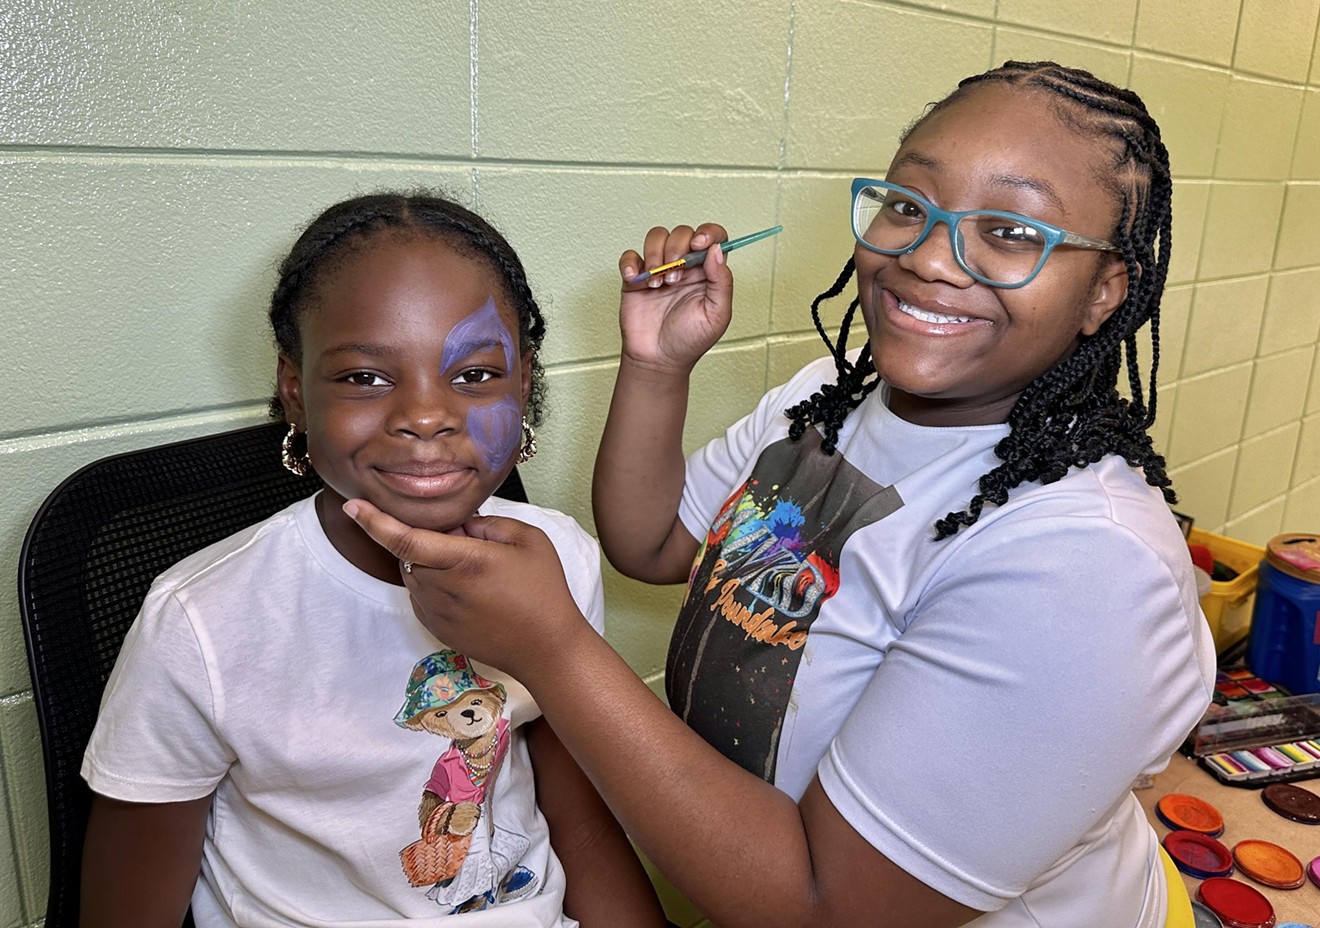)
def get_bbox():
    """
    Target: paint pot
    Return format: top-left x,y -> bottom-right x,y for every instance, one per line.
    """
1192,900 -> 1226,928
1261,783 -> 1320,825
1232,839 -> 1305,889
1308,854 -> 1320,888
1248,534 -> 1320,695
1165,831 -> 1235,879
1157,793 -> 1226,836
1196,877 -> 1276,928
